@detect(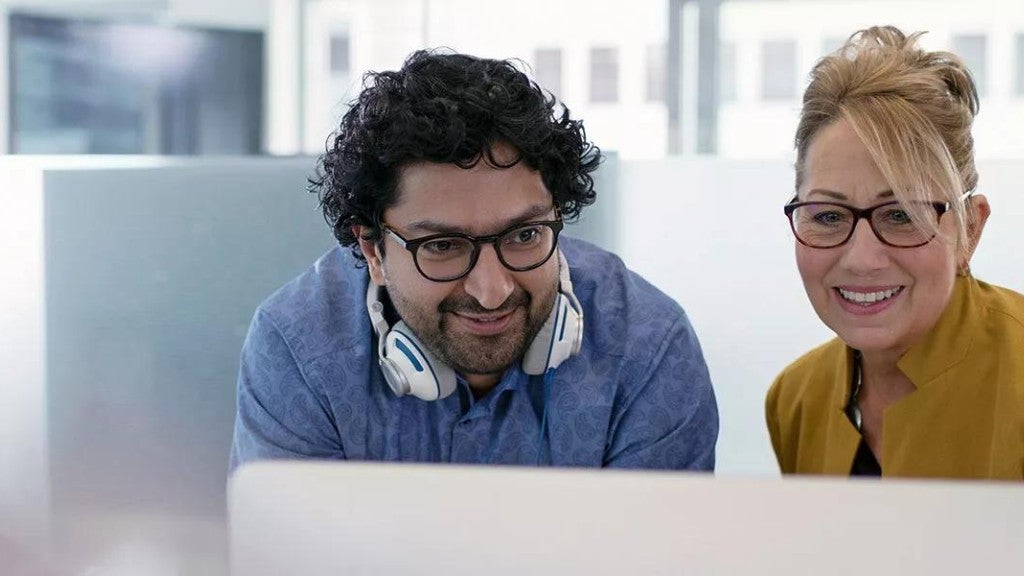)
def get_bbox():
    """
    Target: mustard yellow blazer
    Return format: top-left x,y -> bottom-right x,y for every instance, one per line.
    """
766,276 -> 1024,479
